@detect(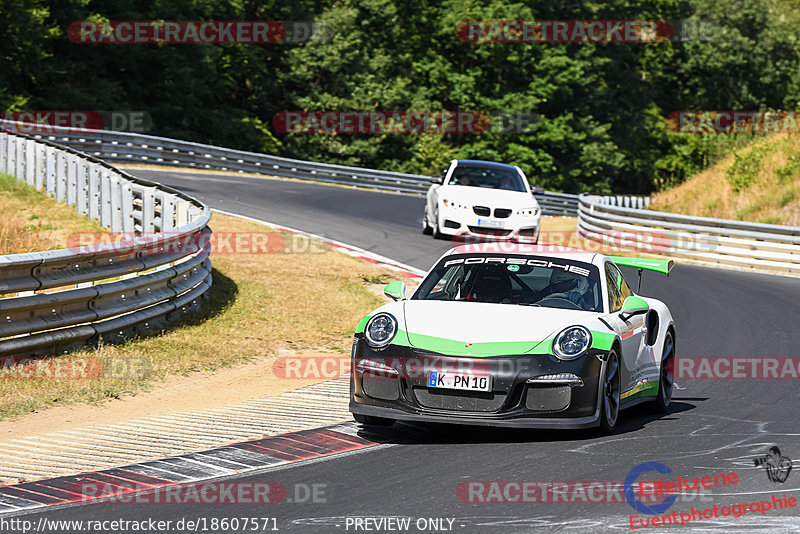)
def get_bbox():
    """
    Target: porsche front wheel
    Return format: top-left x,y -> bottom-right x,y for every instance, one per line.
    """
599,349 -> 620,434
